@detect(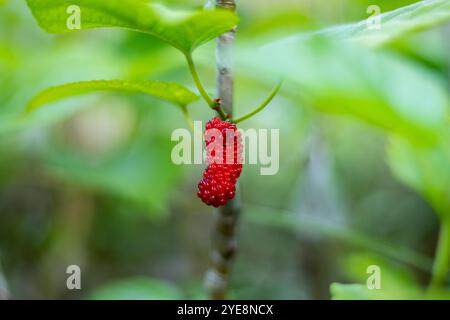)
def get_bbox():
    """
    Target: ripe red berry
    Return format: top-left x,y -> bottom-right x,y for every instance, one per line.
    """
197,117 -> 243,207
